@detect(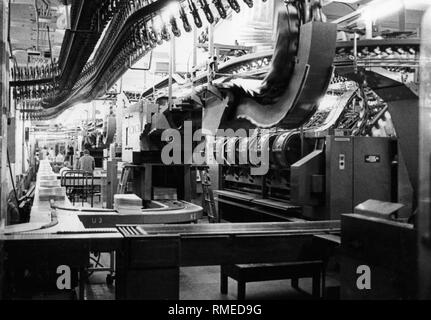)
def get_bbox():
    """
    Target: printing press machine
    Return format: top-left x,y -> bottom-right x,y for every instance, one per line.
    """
113,1 -> 422,299
209,37 -> 419,223
2,0 -> 429,300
